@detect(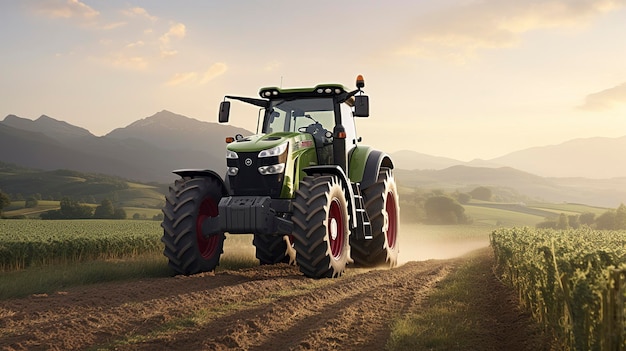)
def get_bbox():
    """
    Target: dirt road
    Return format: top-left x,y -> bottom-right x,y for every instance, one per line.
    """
0,257 -> 456,351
